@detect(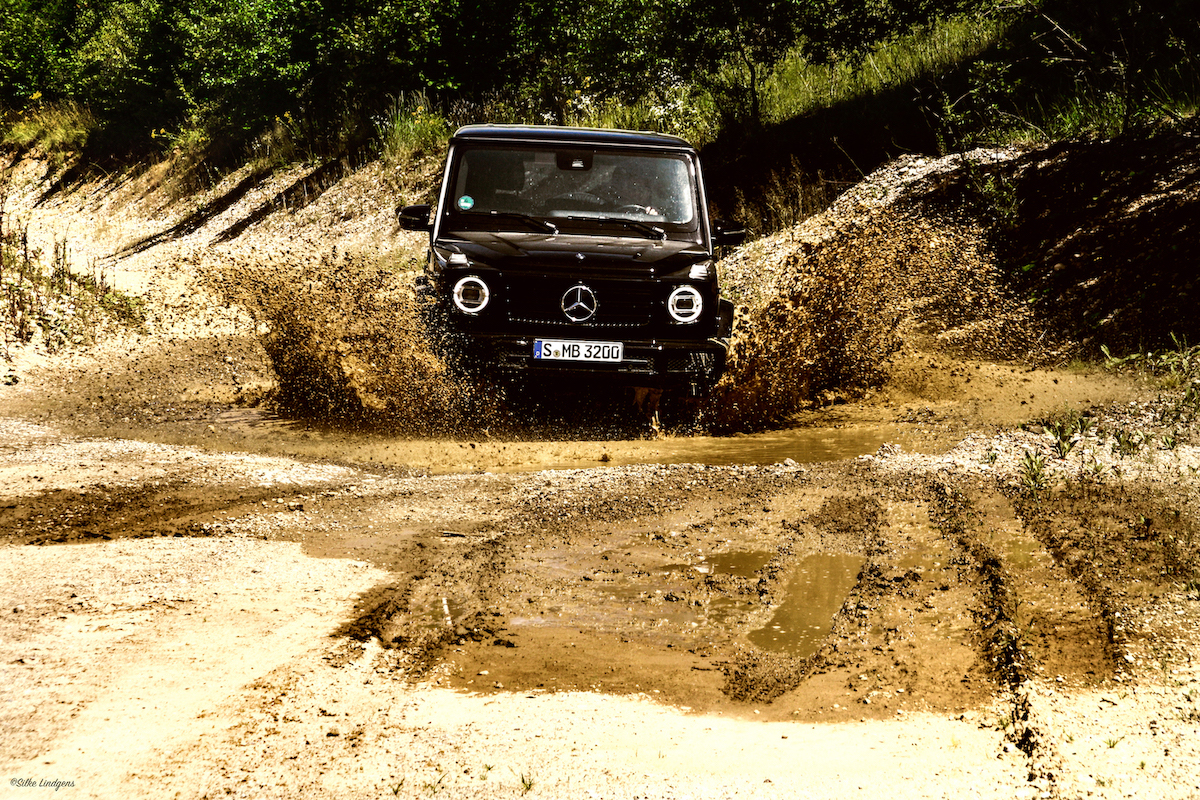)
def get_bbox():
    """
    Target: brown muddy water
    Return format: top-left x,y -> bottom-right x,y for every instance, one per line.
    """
748,553 -> 867,658
203,407 -> 934,473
